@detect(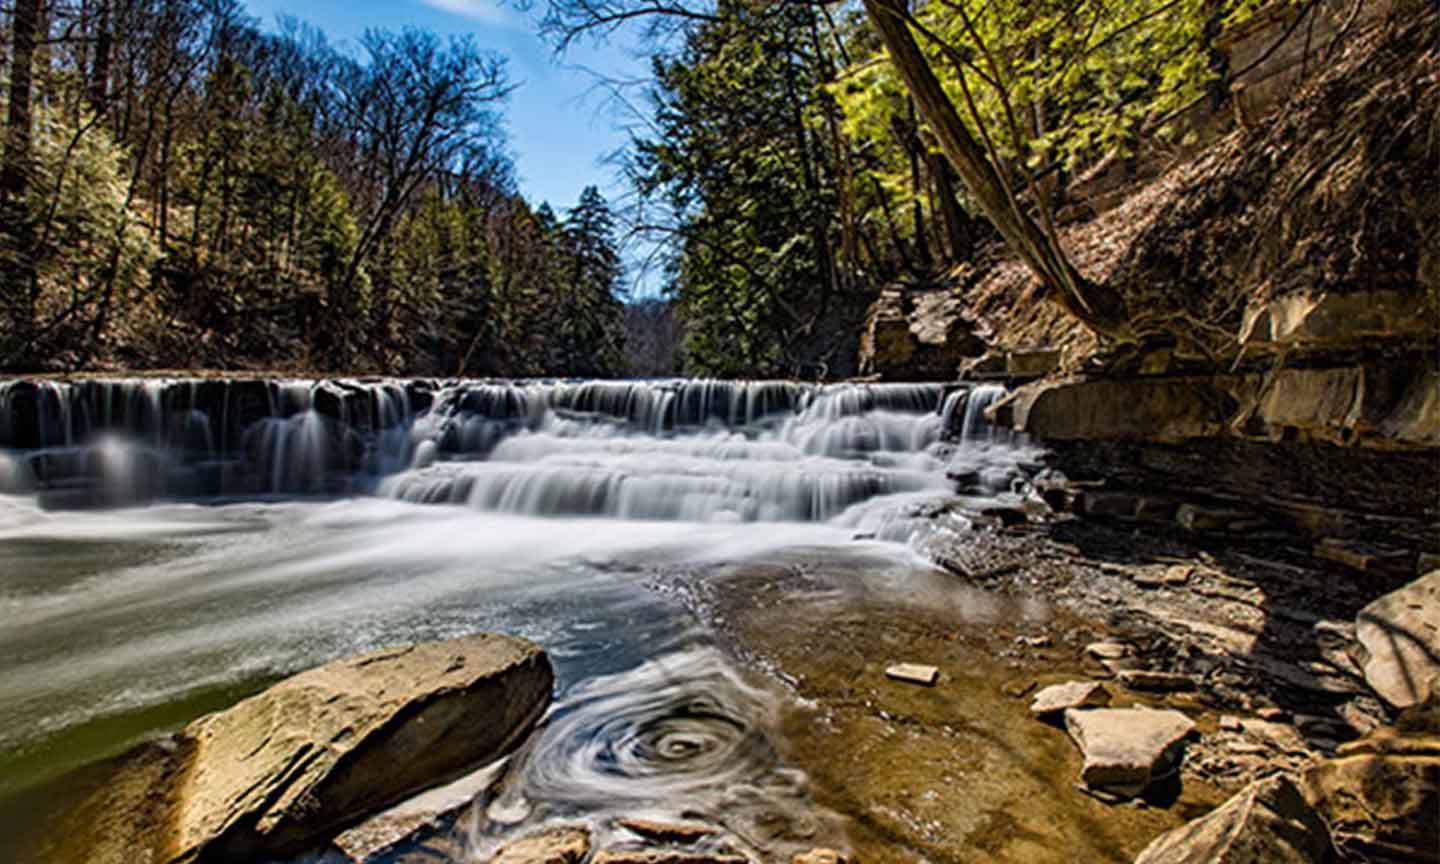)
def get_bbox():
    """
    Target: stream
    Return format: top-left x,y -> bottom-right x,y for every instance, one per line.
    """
0,379 -> 1039,860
